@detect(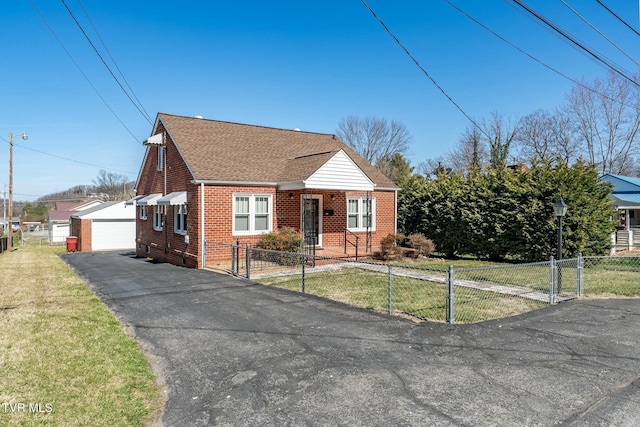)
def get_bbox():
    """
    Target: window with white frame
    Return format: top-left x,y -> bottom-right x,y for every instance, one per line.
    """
233,194 -> 272,234
153,205 -> 163,230
139,205 -> 147,220
347,197 -> 376,231
174,204 -> 187,234
157,146 -> 164,171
